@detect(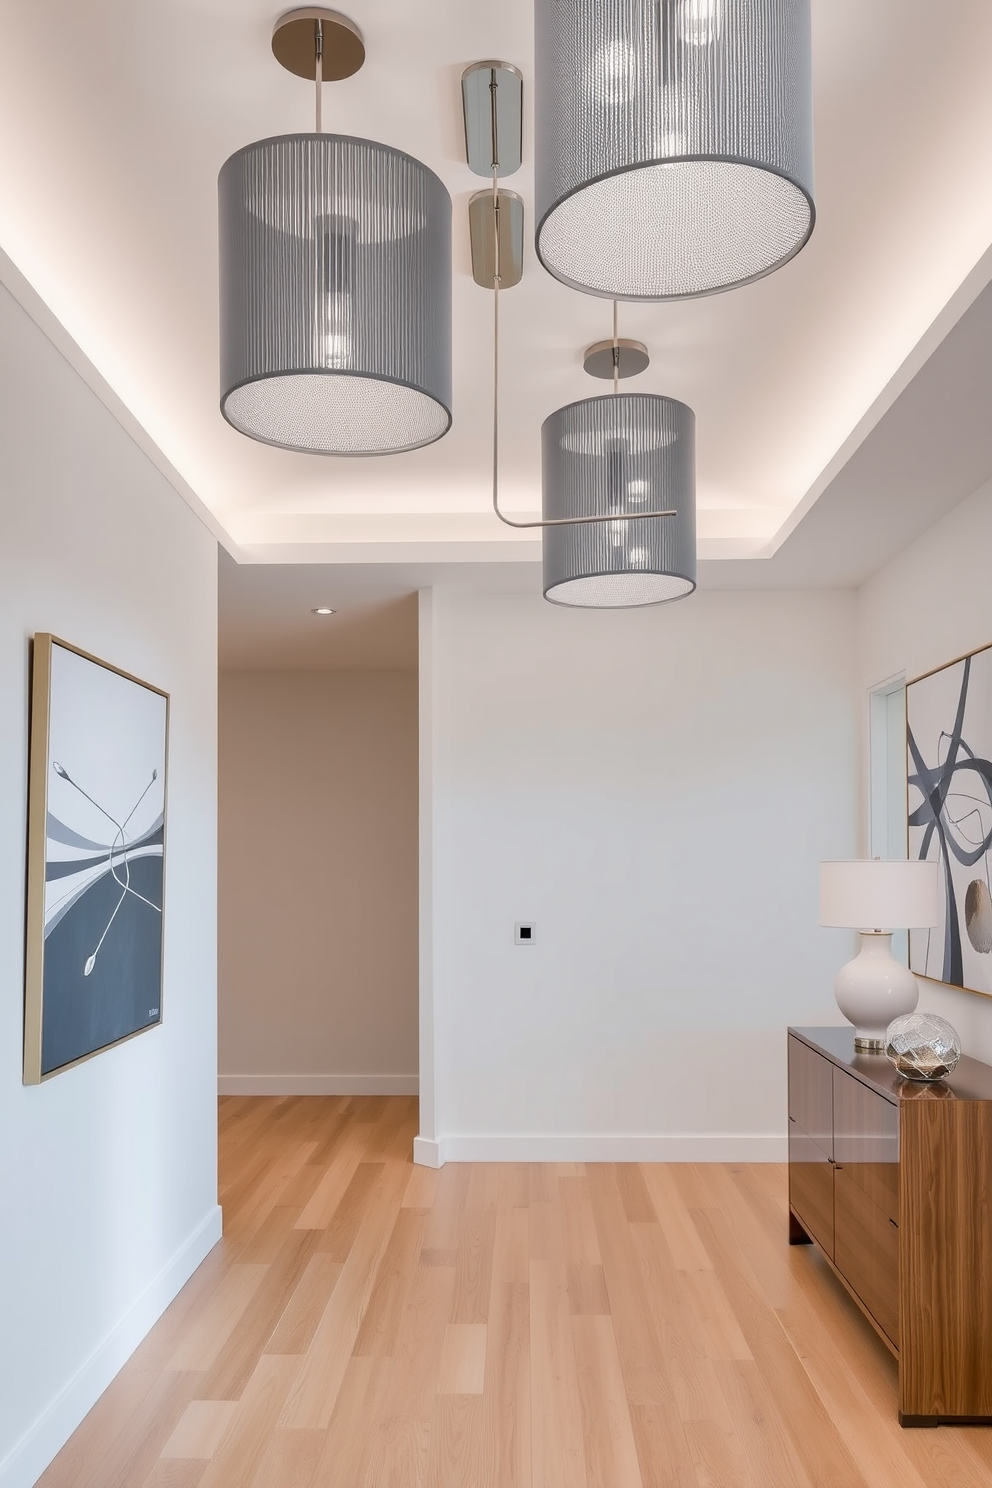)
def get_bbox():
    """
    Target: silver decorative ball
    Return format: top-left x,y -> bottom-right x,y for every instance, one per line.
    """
885,1012 -> 962,1082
